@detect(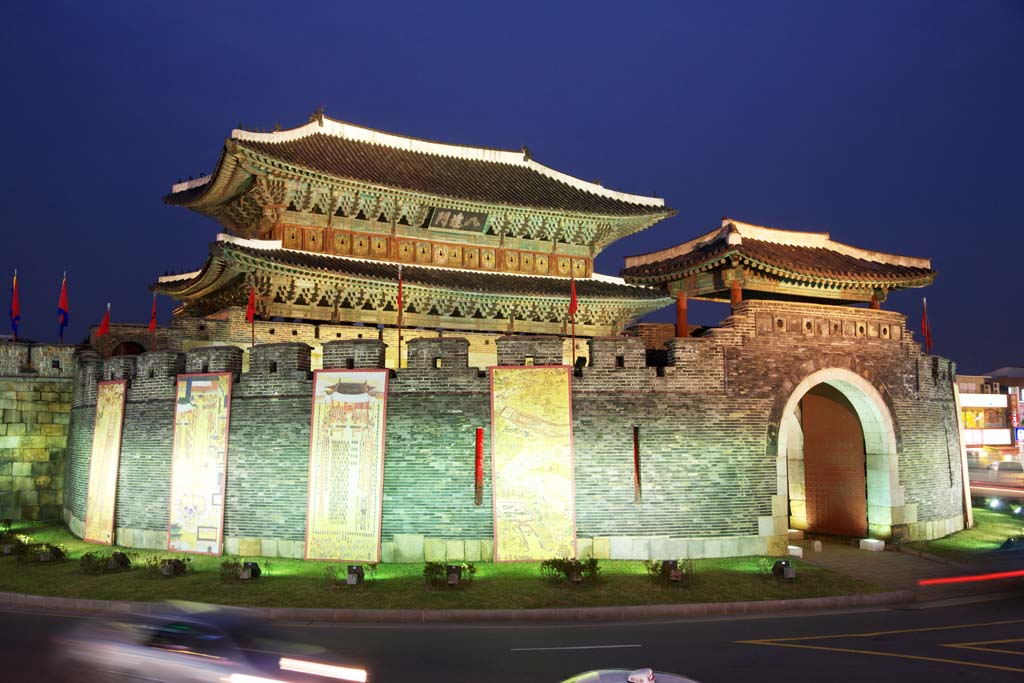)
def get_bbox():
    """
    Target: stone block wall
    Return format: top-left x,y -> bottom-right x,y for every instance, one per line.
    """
0,343 -> 76,521
58,299 -> 965,560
